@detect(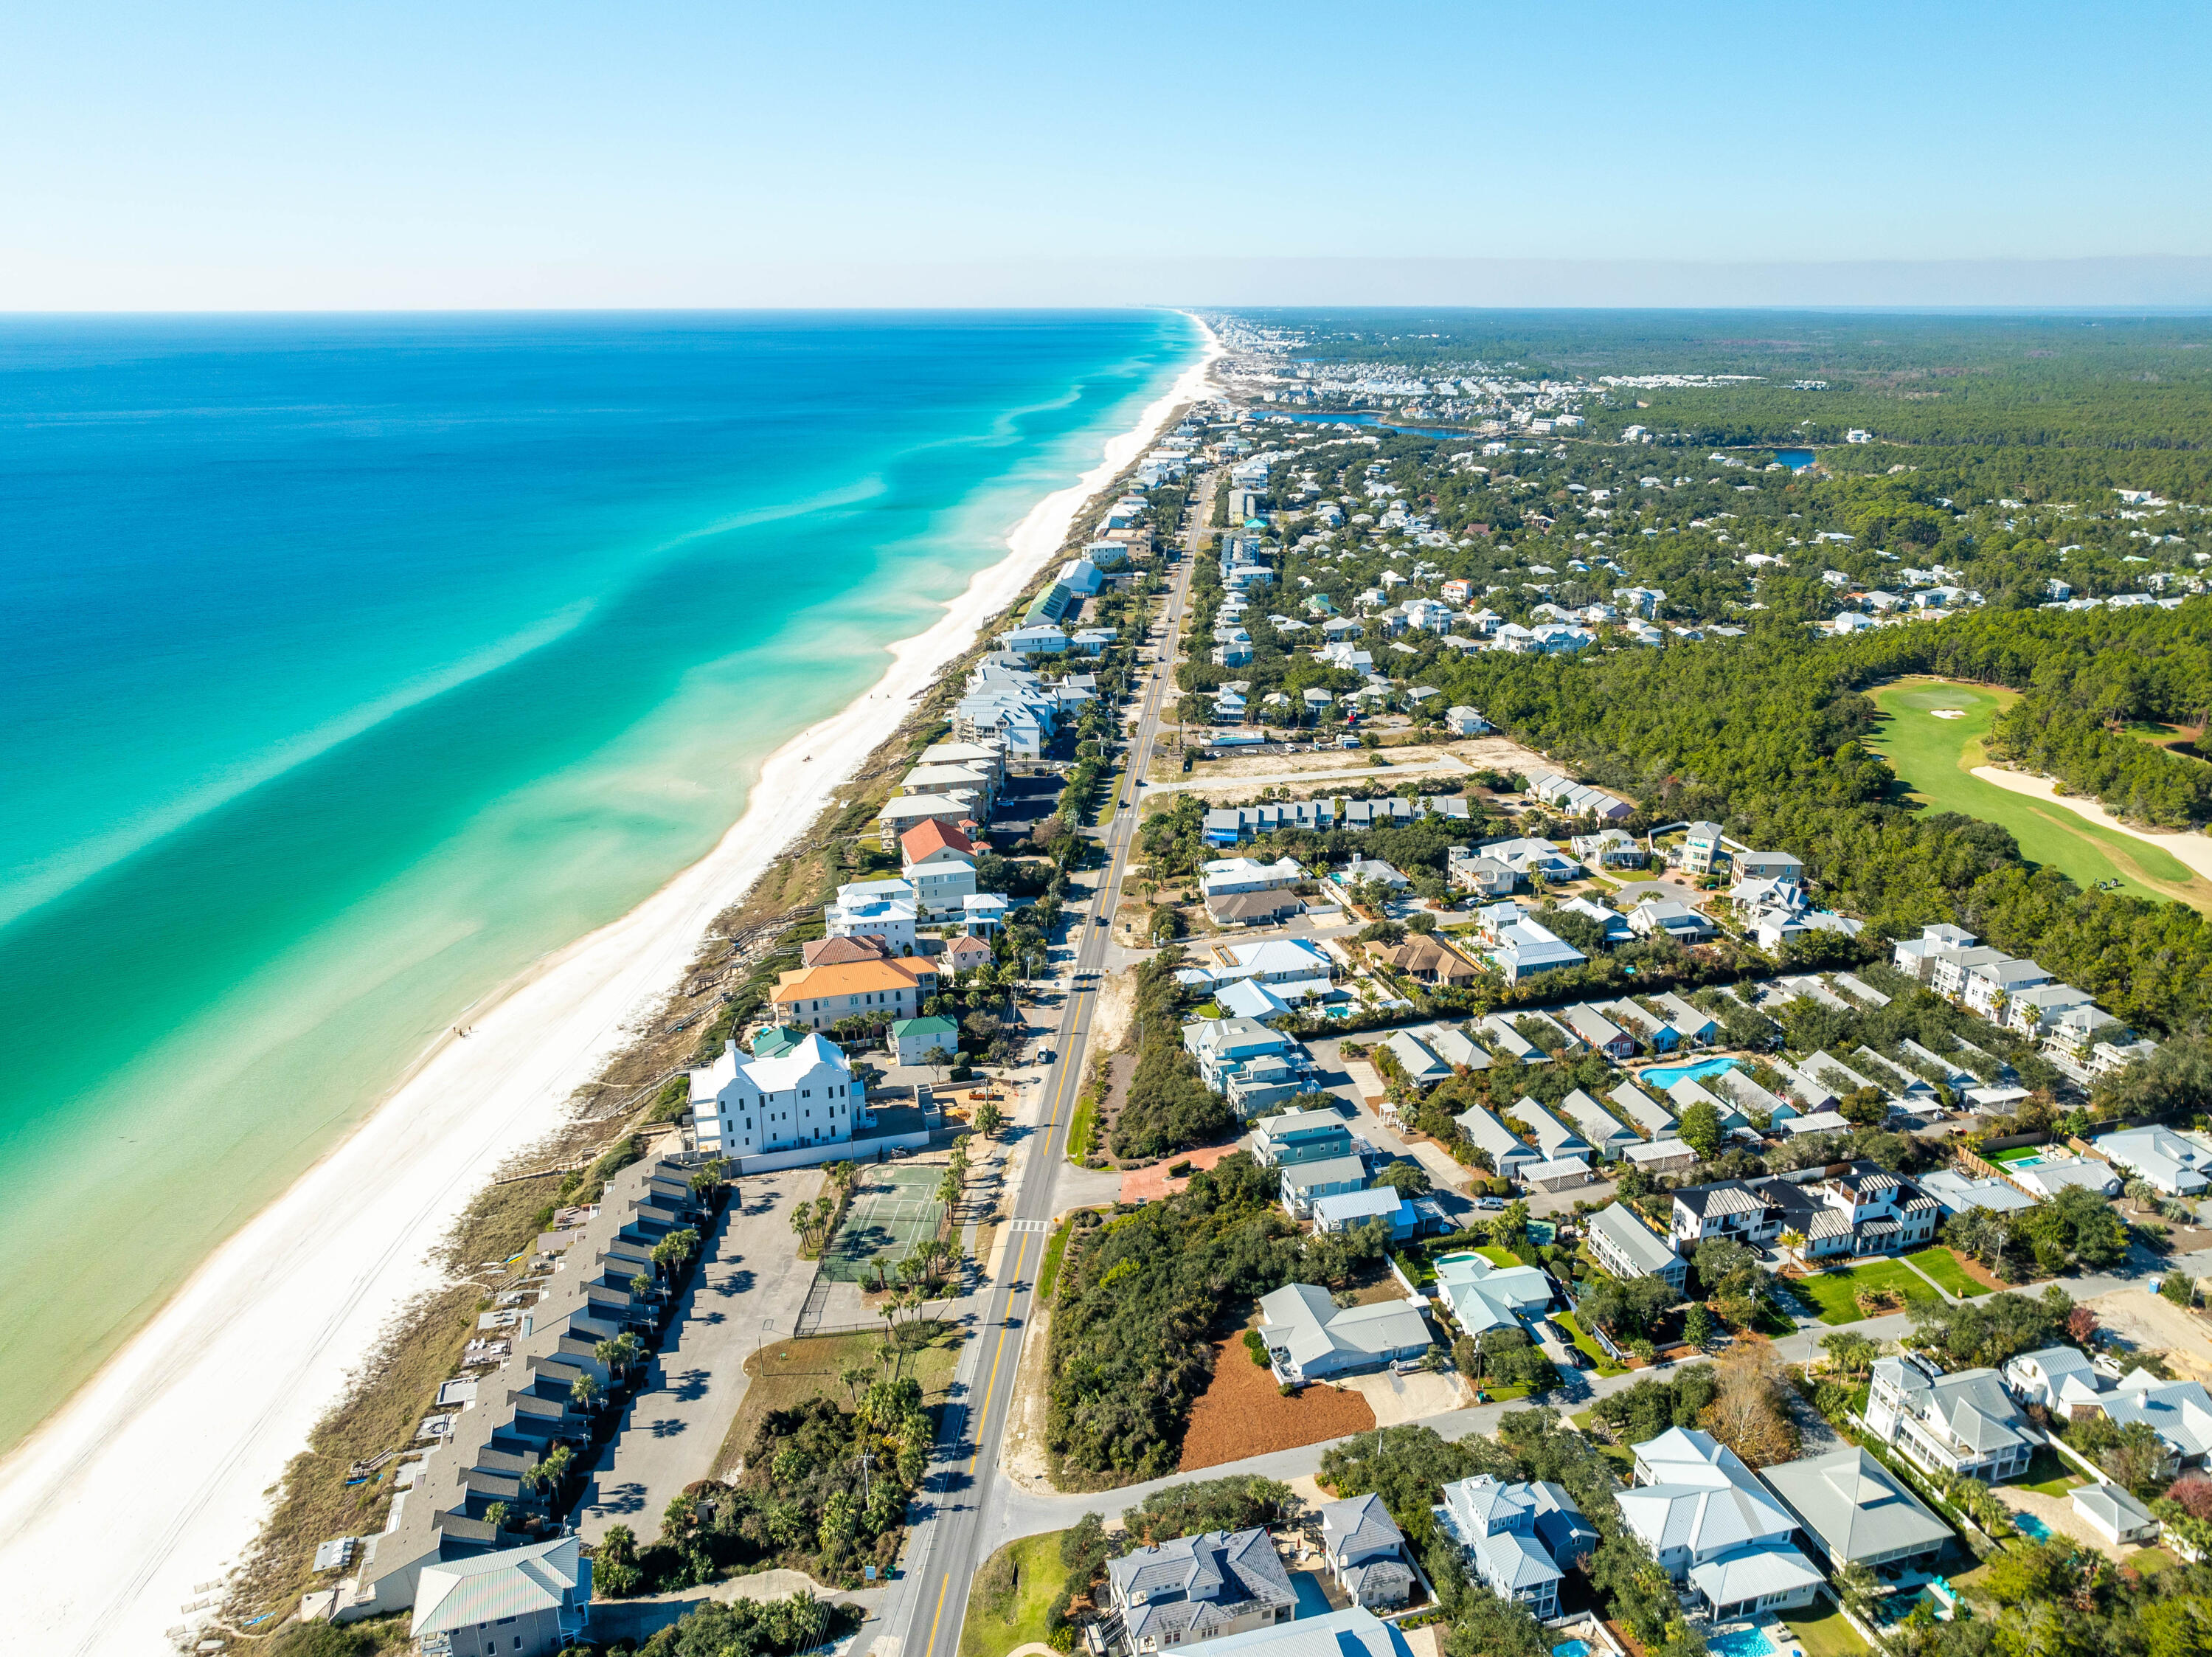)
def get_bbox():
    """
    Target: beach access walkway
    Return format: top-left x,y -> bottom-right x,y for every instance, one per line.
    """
573,1165 -> 824,1540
